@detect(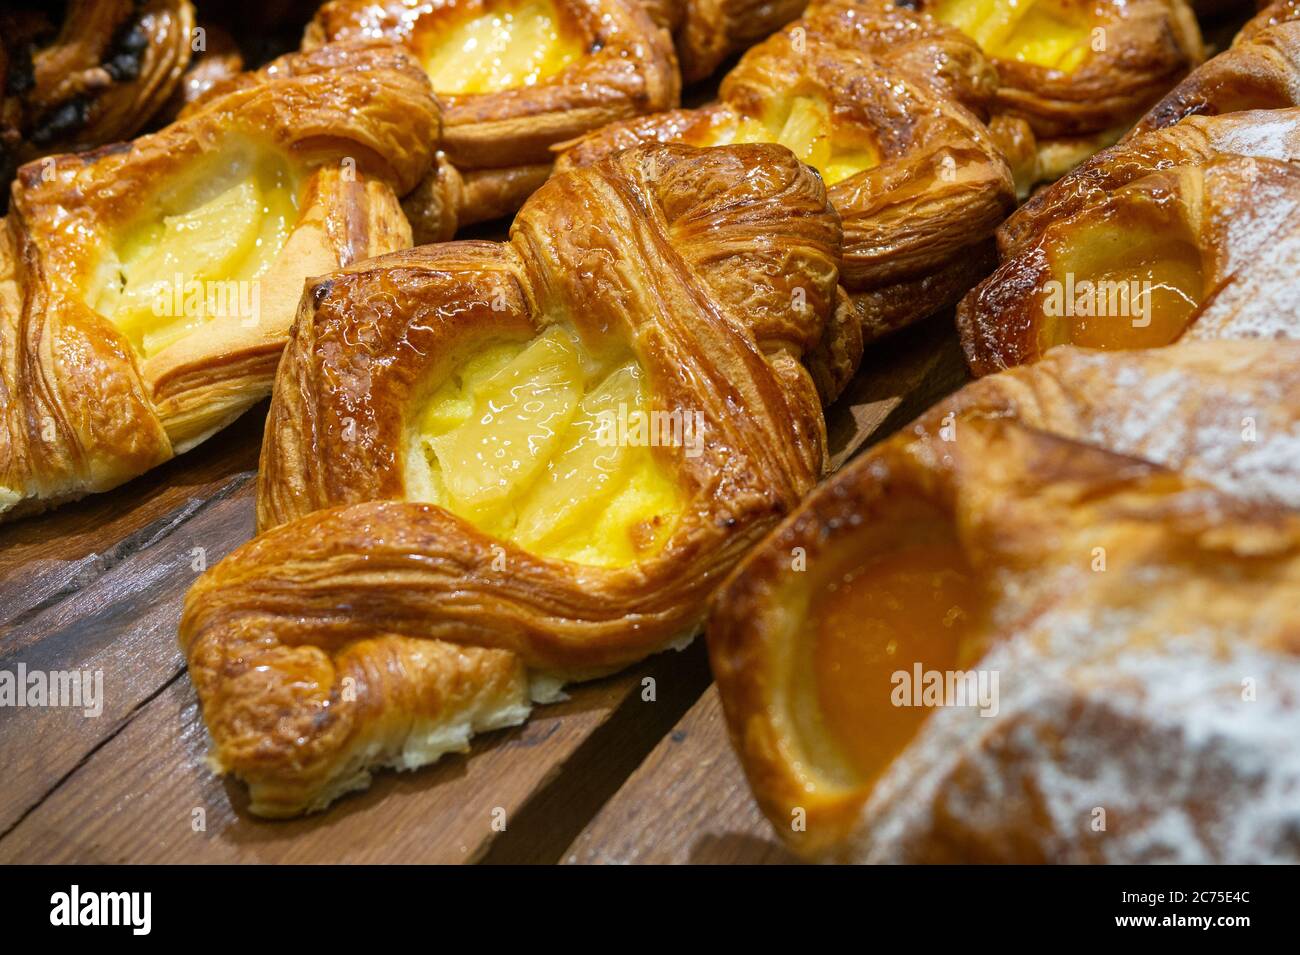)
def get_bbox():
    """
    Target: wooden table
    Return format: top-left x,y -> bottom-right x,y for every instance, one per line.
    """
0,311 -> 967,864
